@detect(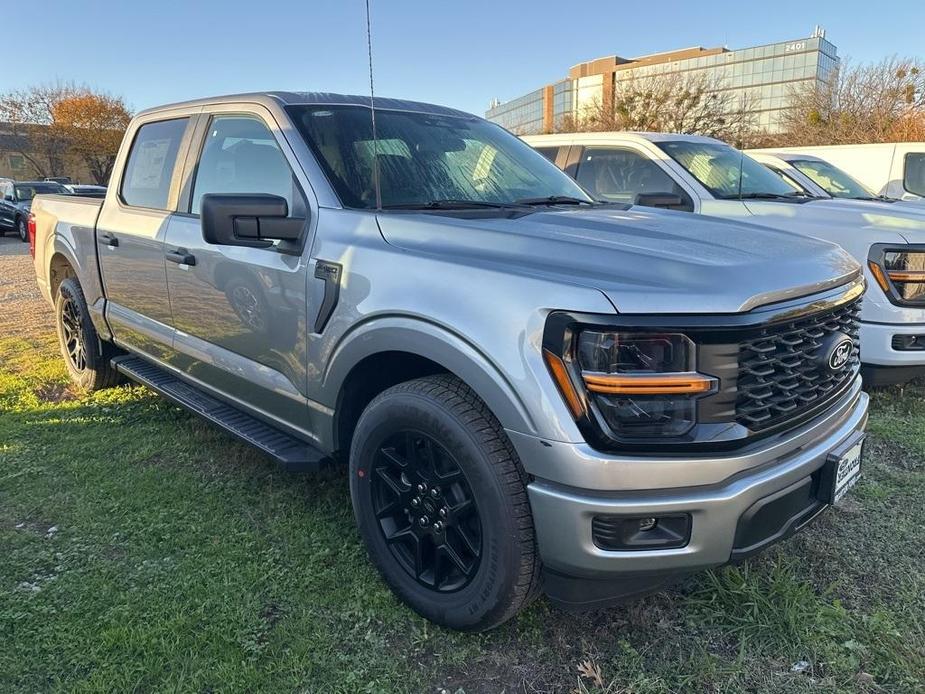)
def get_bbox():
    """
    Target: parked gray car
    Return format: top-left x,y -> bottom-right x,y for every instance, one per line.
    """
1,180 -> 69,241
31,92 -> 869,631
